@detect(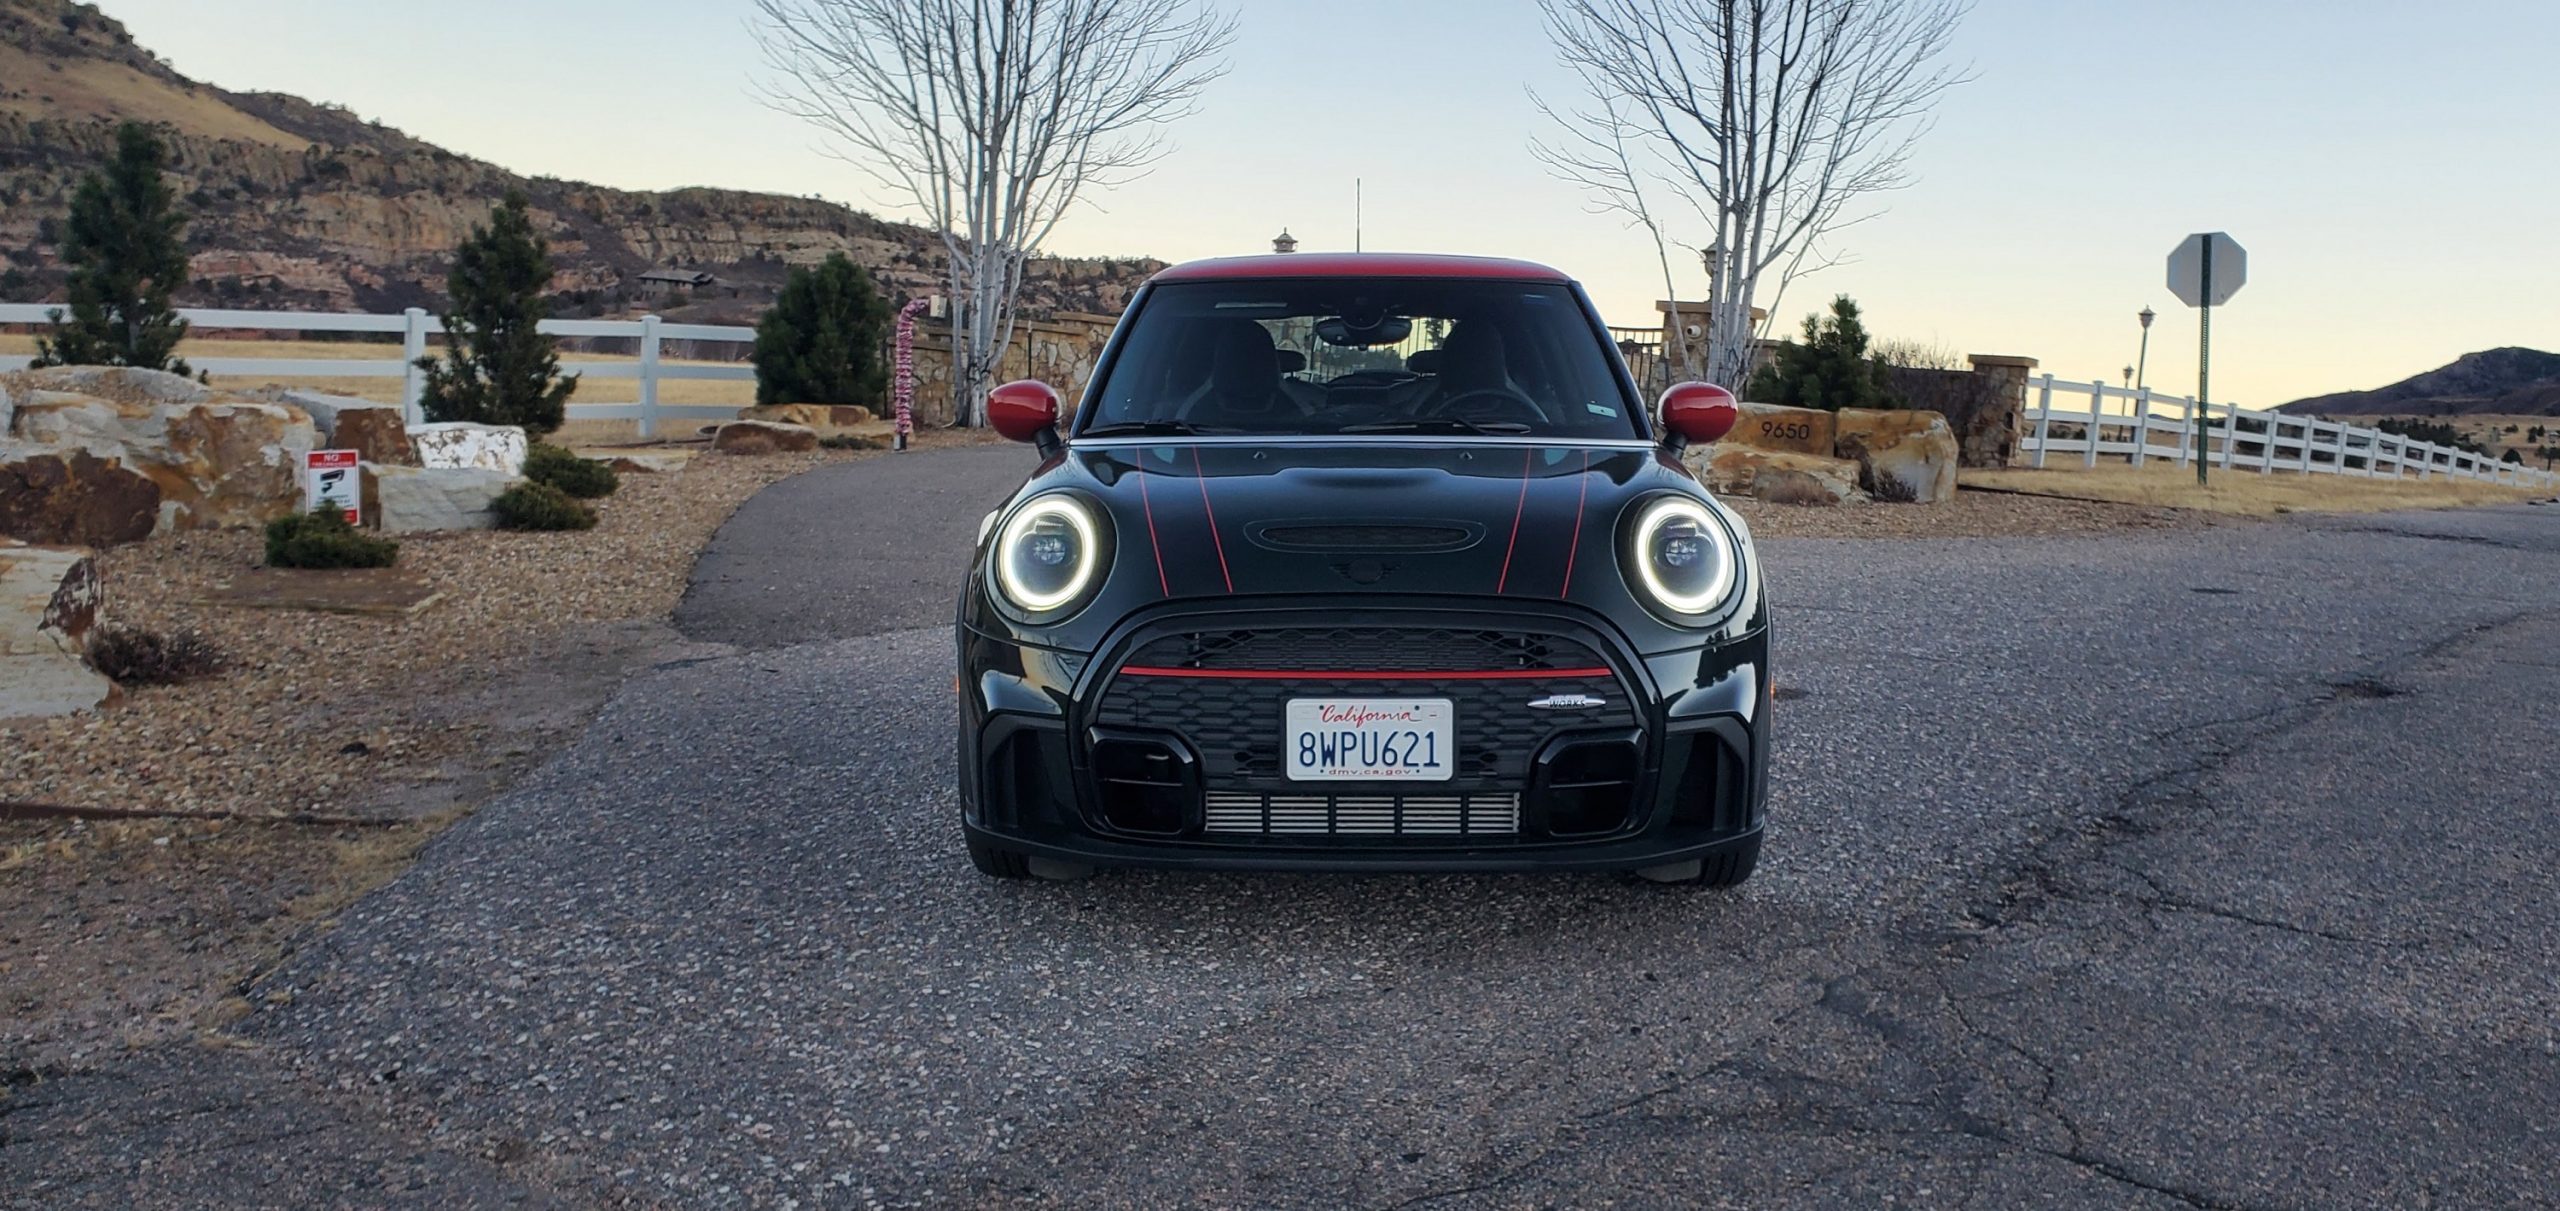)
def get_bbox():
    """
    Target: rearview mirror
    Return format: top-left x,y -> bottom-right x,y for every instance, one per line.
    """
1657,382 -> 1739,453
1315,315 -> 1413,347
988,379 -> 1063,456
